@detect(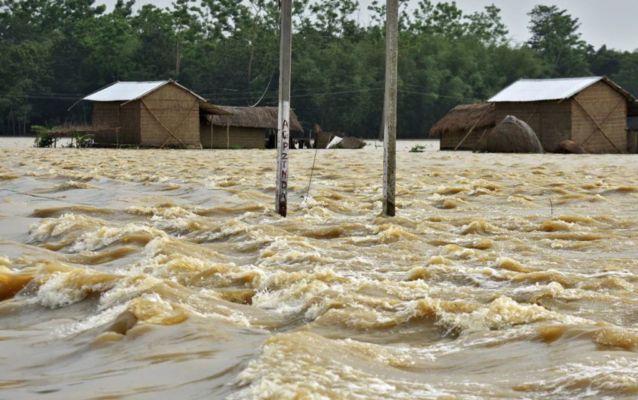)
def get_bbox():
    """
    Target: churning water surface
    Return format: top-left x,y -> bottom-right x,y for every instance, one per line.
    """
0,138 -> 636,399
